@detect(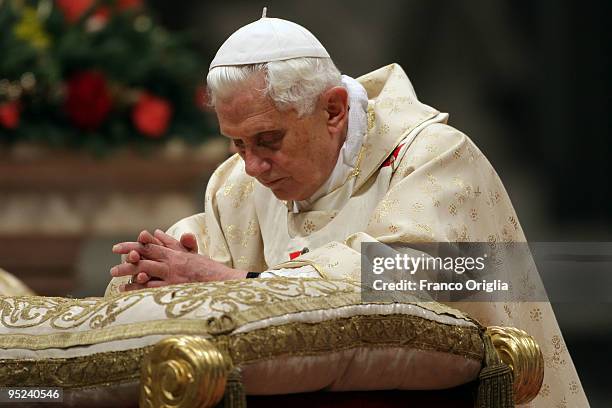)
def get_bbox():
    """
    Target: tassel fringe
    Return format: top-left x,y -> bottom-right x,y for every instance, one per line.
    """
476,333 -> 515,408
220,368 -> 246,408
